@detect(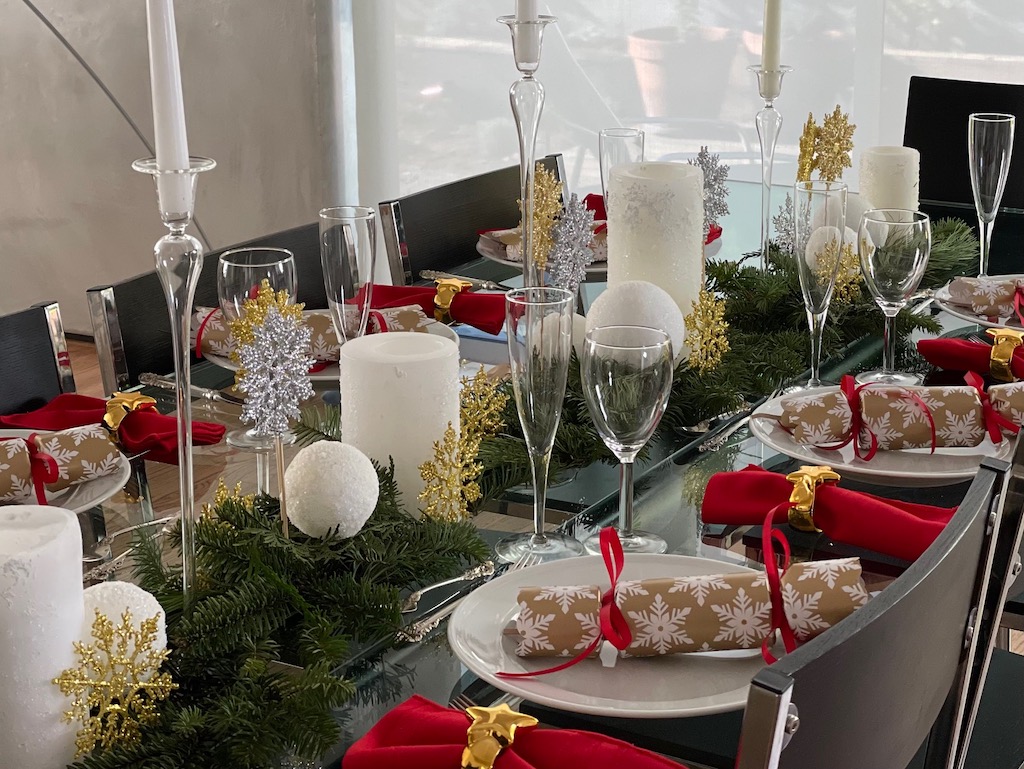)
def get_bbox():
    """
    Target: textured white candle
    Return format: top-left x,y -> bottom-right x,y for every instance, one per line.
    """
0,506 -> 83,769
340,333 -> 460,516
607,161 -> 704,355
859,146 -> 920,212
146,0 -> 191,214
